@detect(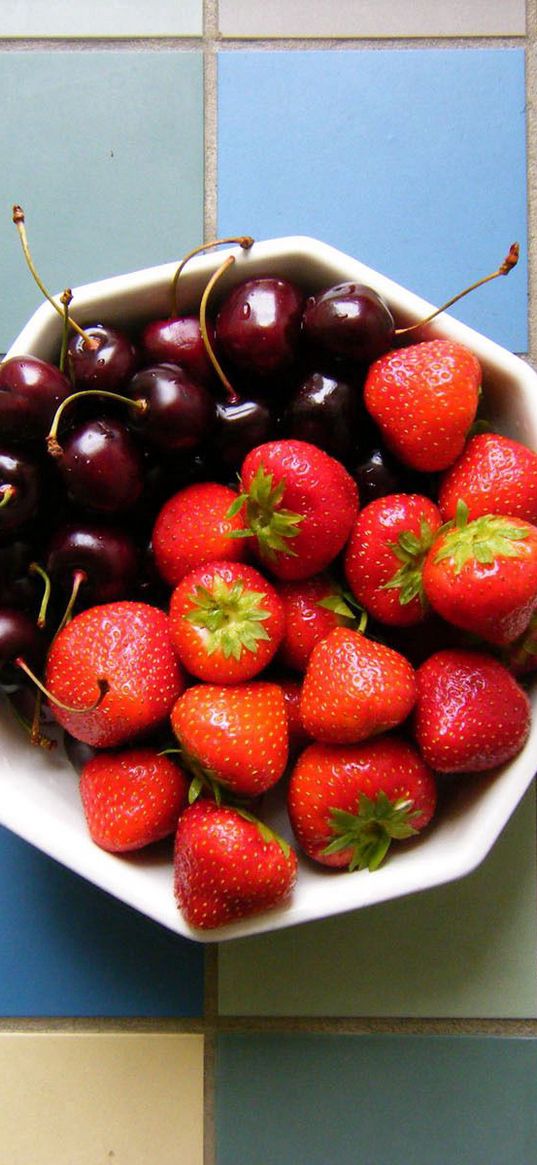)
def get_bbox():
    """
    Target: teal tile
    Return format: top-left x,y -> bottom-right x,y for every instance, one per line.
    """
0,51 -> 204,351
218,786 -> 537,1017
216,1034 -> 537,1165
